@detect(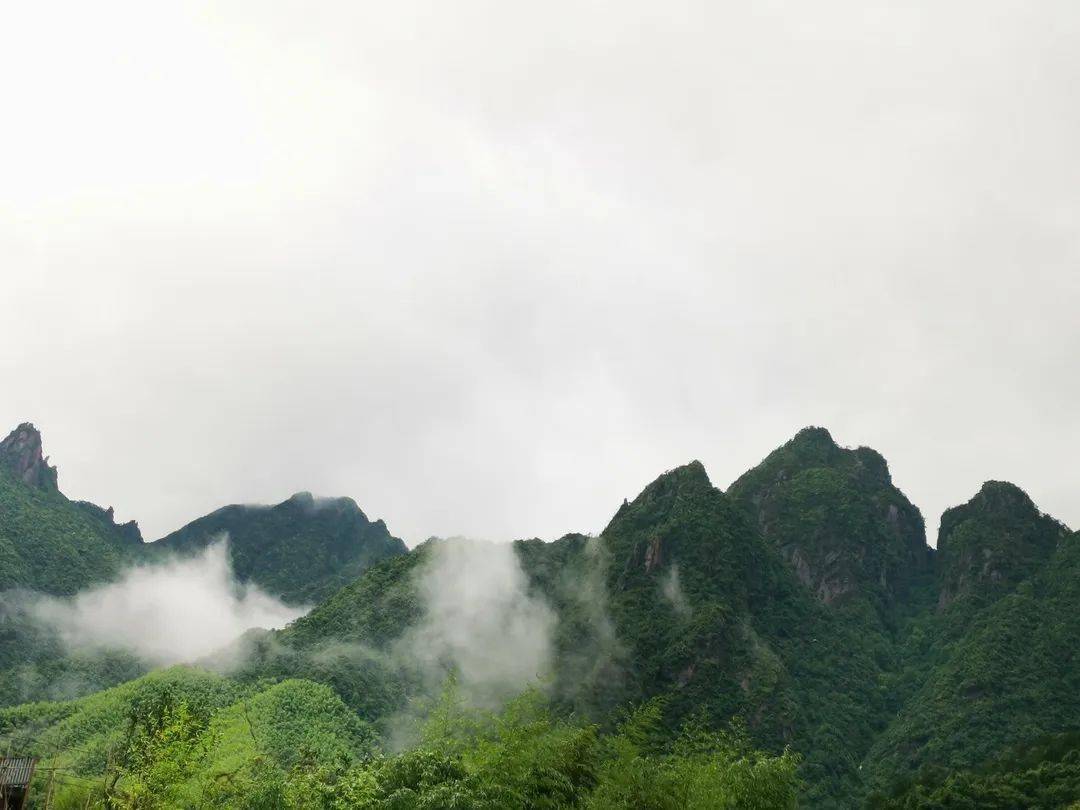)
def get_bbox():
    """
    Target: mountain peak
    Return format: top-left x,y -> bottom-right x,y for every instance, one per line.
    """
936,481 -> 1066,609
632,460 -> 712,502
155,491 -> 405,603
0,422 -> 59,491
790,425 -> 838,449
660,459 -> 711,487
938,481 -> 1043,542
975,480 -> 1037,513
283,491 -> 367,520
728,427 -> 927,605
